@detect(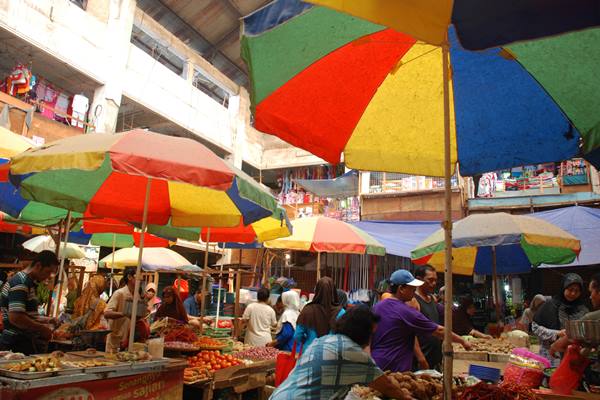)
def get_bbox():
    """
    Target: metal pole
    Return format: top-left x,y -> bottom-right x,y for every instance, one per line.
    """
109,233 -> 116,296
53,211 -> 72,317
215,244 -> 225,326
442,43 -> 454,400
127,178 -> 152,352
